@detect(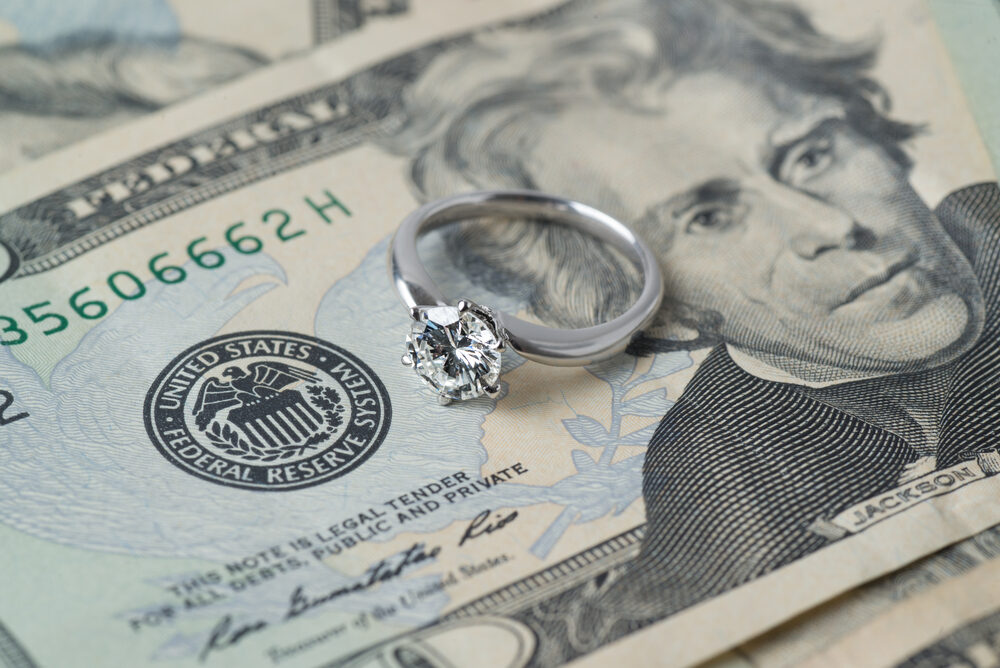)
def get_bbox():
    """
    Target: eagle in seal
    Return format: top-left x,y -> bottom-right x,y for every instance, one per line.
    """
192,362 -> 317,429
